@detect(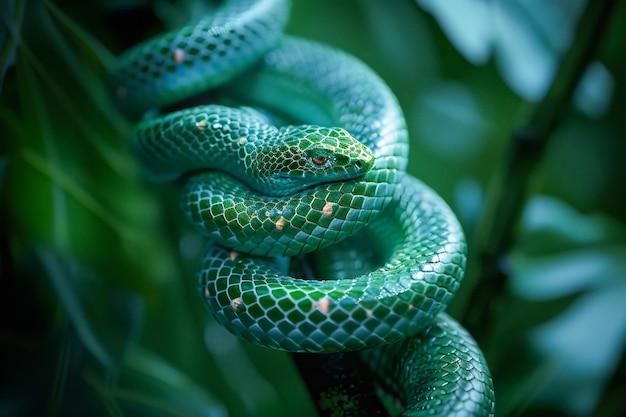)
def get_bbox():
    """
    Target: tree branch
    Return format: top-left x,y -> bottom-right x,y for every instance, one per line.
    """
292,352 -> 390,417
